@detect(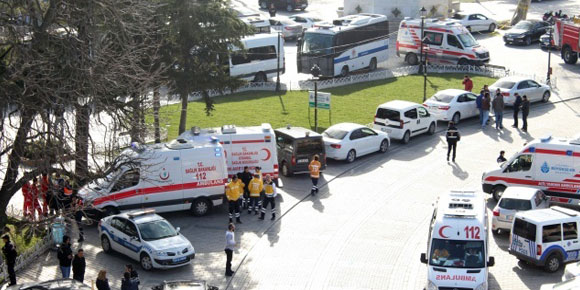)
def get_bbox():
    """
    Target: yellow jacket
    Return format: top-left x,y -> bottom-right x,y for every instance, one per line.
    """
226,180 -> 244,201
309,160 -> 321,178
264,181 -> 277,197
248,177 -> 263,197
